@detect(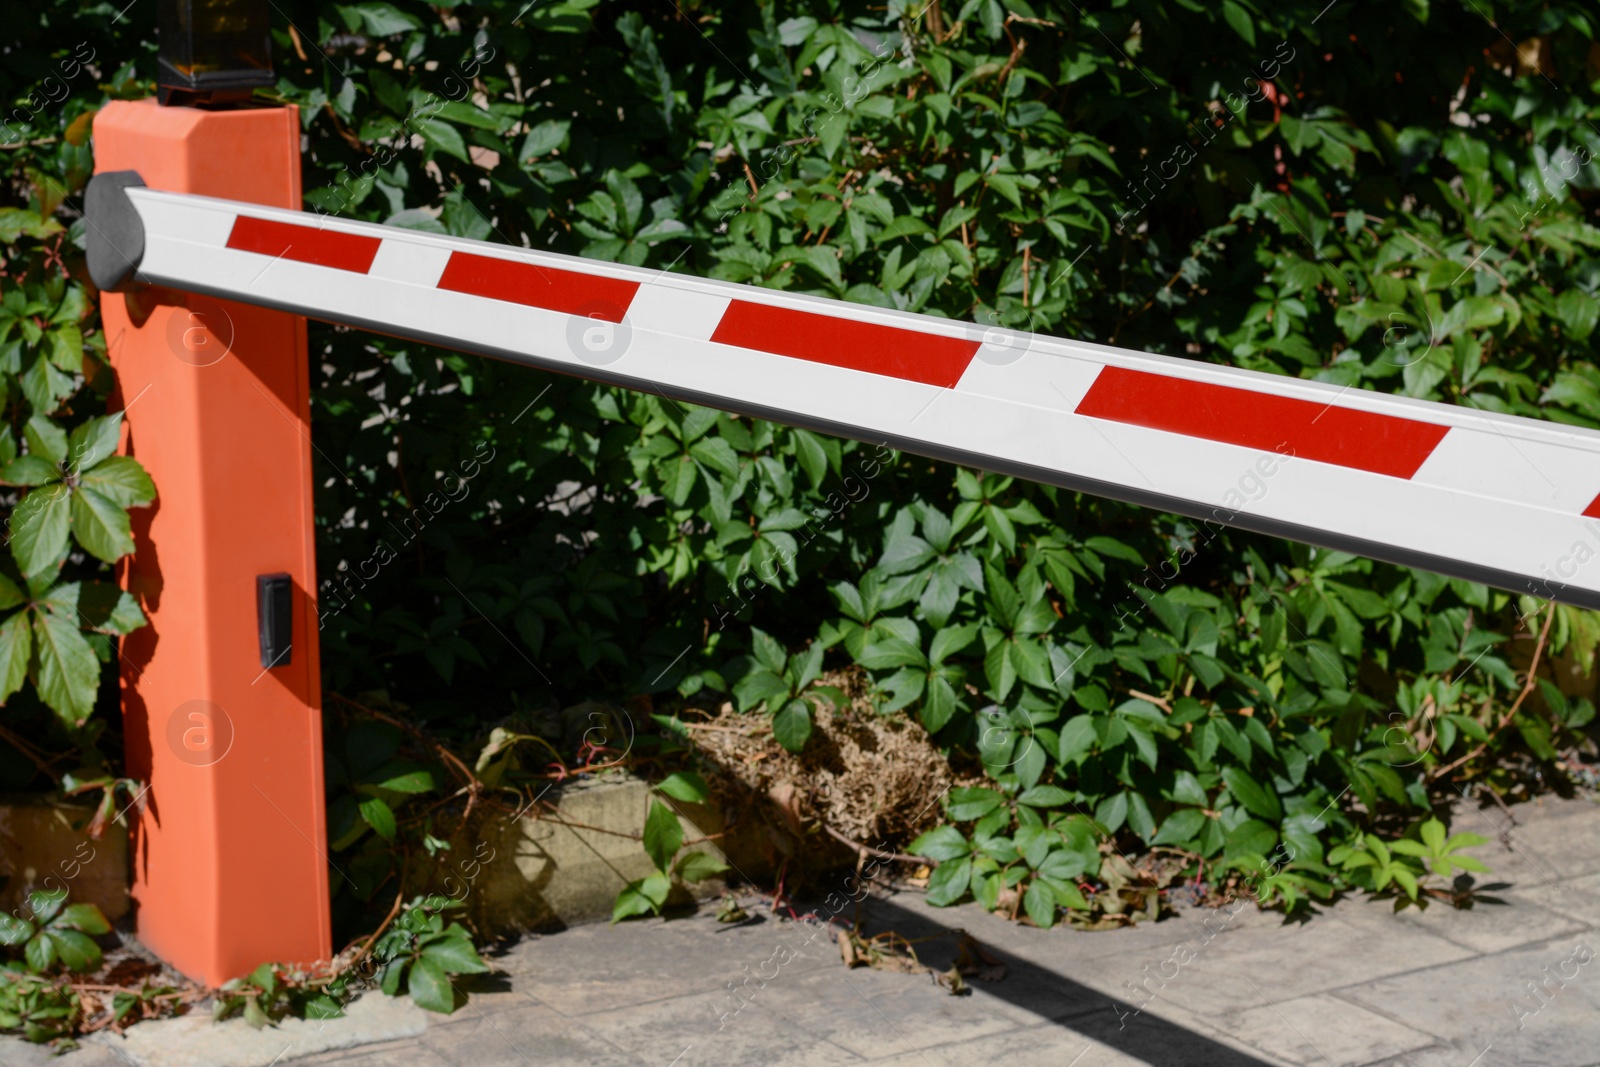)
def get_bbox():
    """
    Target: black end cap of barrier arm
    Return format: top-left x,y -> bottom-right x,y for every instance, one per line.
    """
85,171 -> 147,293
